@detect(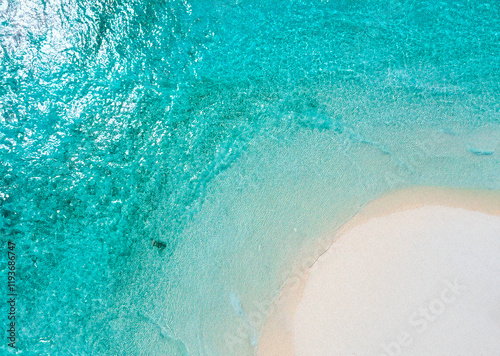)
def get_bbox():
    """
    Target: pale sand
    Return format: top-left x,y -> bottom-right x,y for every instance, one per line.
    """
256,187 -> 500,355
